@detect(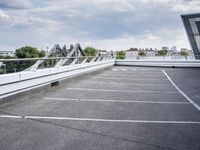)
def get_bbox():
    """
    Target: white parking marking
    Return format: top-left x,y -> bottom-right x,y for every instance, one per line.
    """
121,68 -> 127,71
99,74 -> 165,77
44,97 -> 190,104
93,77 -> 168,80
112,68 -> 118,71
105,72 -> 163,74
66,88 -> 179,94
0,115 -> 22,119
162,70 -> 200,112
1,115 -> 200,124
131,68 -> 137,71
83,81 -> 173,87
